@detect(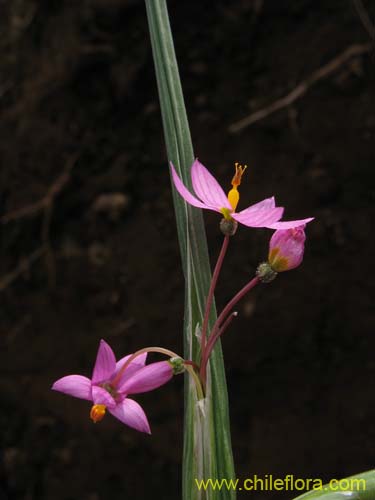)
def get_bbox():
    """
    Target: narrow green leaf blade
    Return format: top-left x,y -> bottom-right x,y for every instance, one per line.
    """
145,1 -> 236,498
